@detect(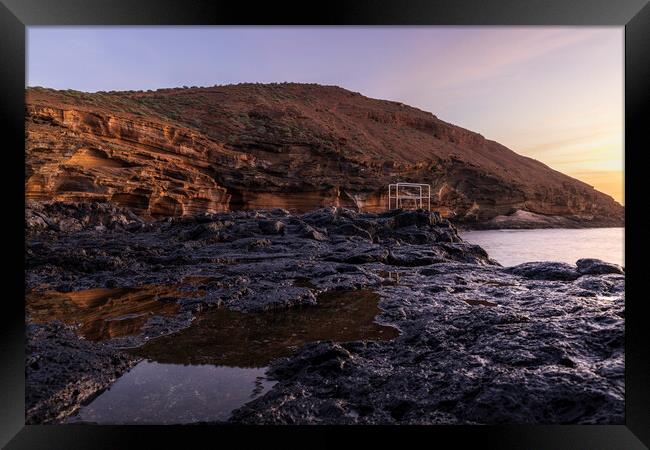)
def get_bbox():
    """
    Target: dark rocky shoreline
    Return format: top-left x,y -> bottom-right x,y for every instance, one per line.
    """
25,201 -> 625,424
458,209 -> 624,231
25,322 -> 138,424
